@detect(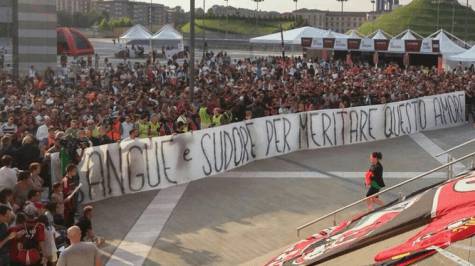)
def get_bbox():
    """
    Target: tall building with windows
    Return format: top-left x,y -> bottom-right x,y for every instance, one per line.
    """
57,0 -> 91,14
0,0 -> 57,76
294,9 -> 377,33
376,0 -> 400,12
0,0 -> 14,69
92,0 -> 181,26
